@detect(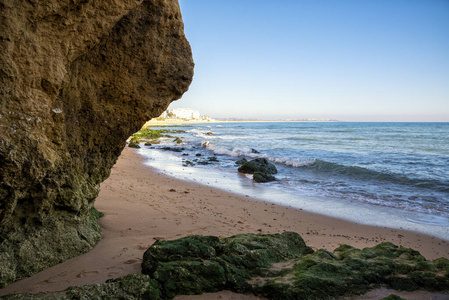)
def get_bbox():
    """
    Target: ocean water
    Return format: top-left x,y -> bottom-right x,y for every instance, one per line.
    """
138,122 -> 449,239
